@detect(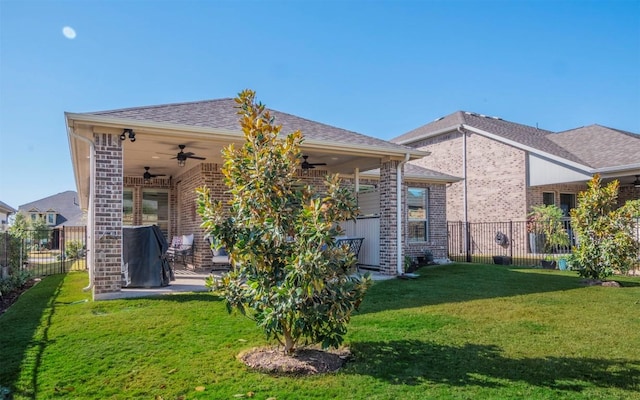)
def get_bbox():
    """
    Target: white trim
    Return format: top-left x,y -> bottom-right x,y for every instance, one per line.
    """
65,113 -> 428,160
461,125 -> 593,173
